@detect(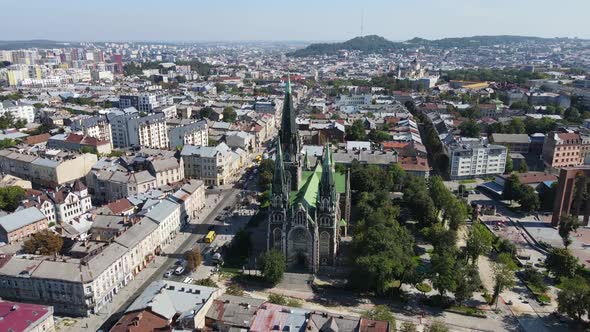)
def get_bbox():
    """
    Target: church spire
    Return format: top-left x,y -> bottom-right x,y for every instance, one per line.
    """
272,137 -> 287,198
320,143 -> 335,199
280,73 -> 298,154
